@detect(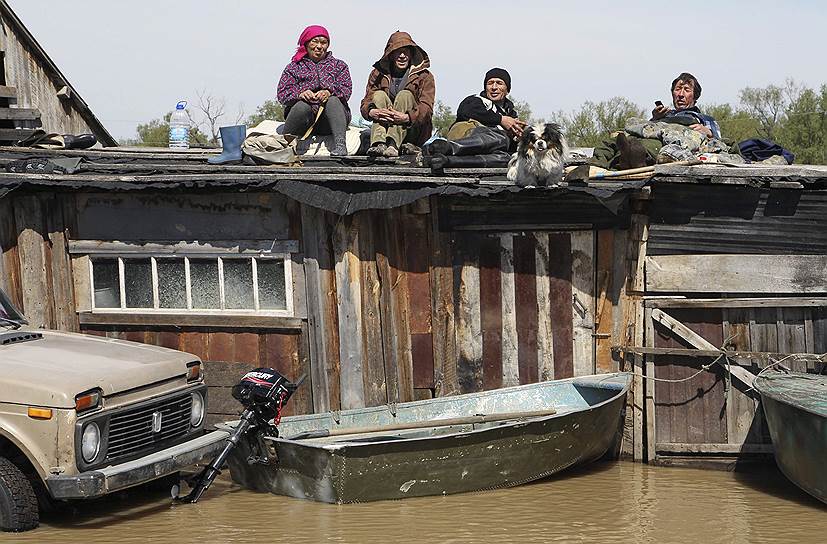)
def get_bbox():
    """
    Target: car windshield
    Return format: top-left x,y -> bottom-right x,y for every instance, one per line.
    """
0,286 -> 26,325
